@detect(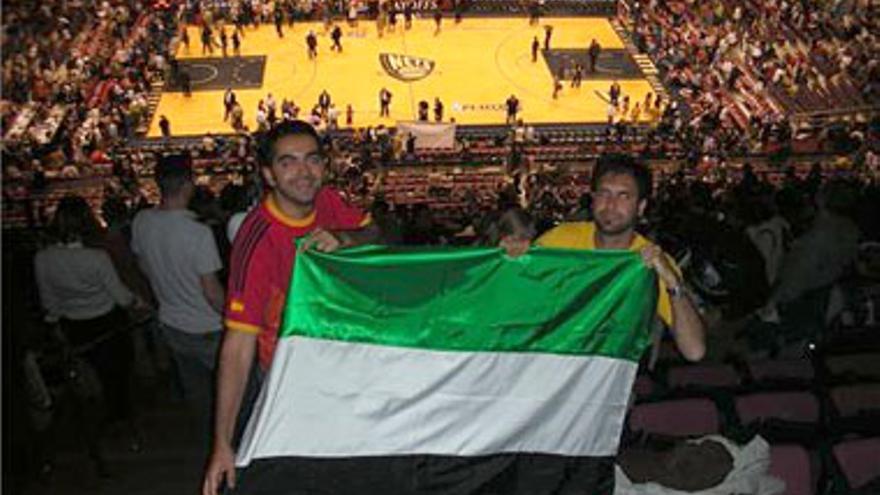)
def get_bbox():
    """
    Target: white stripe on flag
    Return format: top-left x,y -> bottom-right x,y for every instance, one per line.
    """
236,336 -> 637,466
